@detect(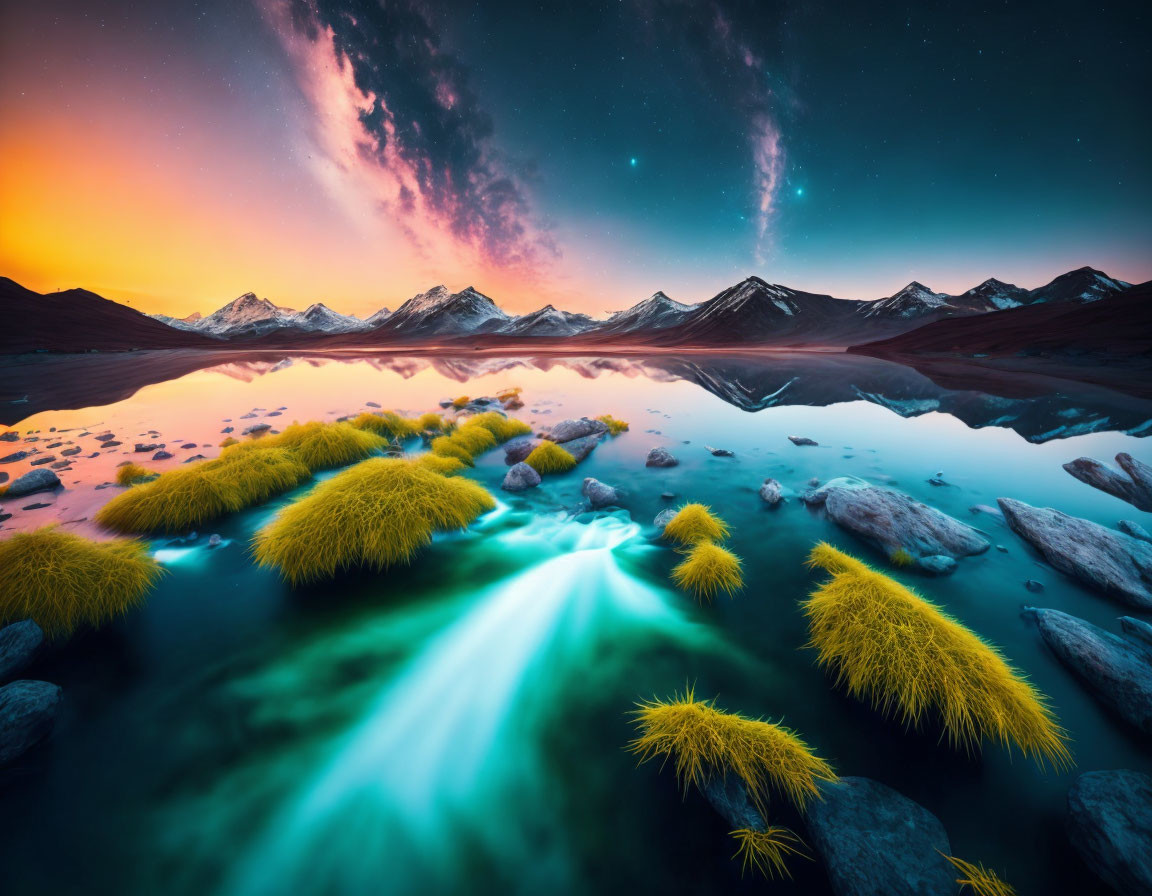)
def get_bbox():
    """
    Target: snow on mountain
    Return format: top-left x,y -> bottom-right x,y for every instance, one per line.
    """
500,304 -> 596,337
599,291 -> 693,333
297,303 -> 371,333
954,278 -> 1030,311
364,306 -> 392,327
861,282 -> 951,319
1027,266 -> 1130,305
148,312 -> 211,334
192,292 -> 297,337
379,285 -> 510,337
